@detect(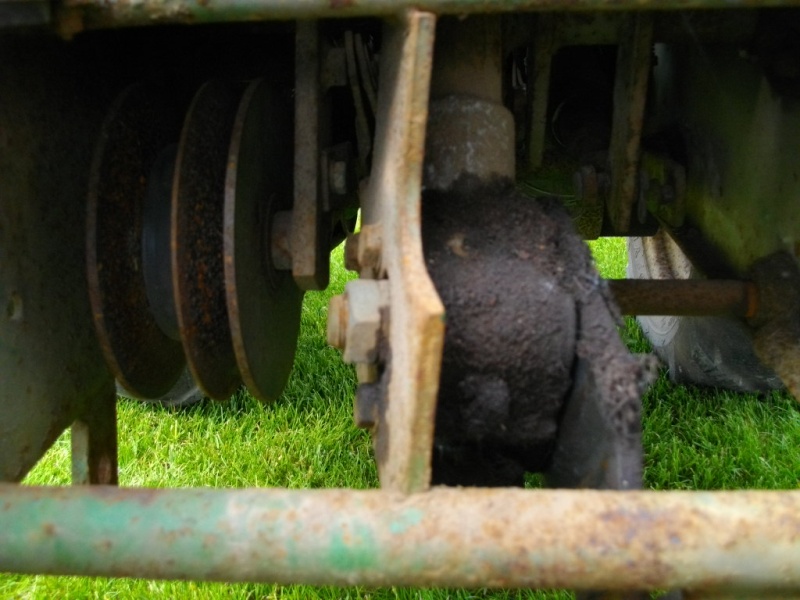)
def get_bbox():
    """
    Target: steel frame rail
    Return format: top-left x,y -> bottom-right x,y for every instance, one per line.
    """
2,485 -> 799,593
1,4 -> 798,597
56,0 -> 800,36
